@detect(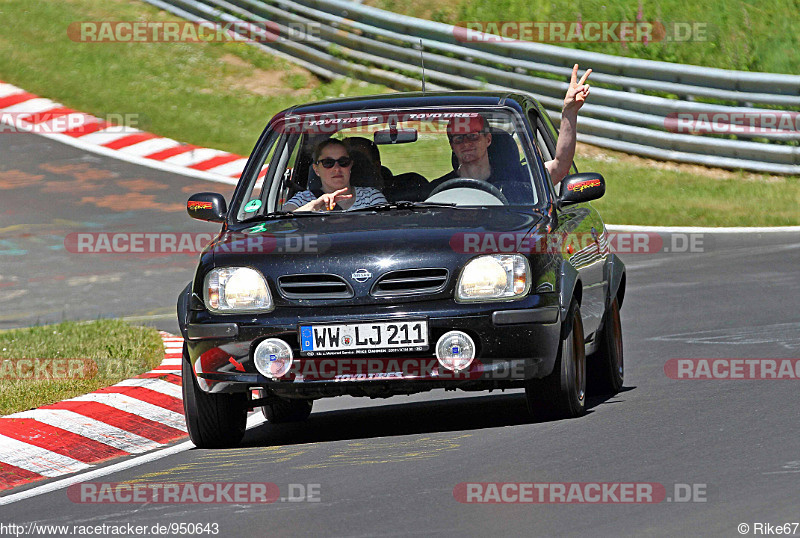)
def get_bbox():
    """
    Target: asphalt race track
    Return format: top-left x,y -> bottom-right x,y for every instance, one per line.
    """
2,131 -> 799,536
0,131 -> 233,331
